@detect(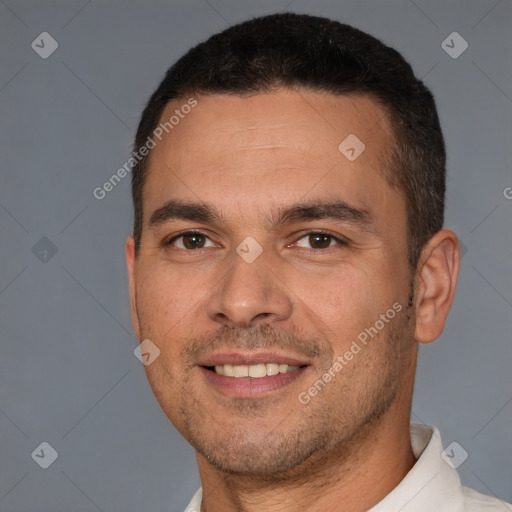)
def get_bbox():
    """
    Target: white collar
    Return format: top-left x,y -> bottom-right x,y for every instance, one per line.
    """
369,423 -> 463,511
